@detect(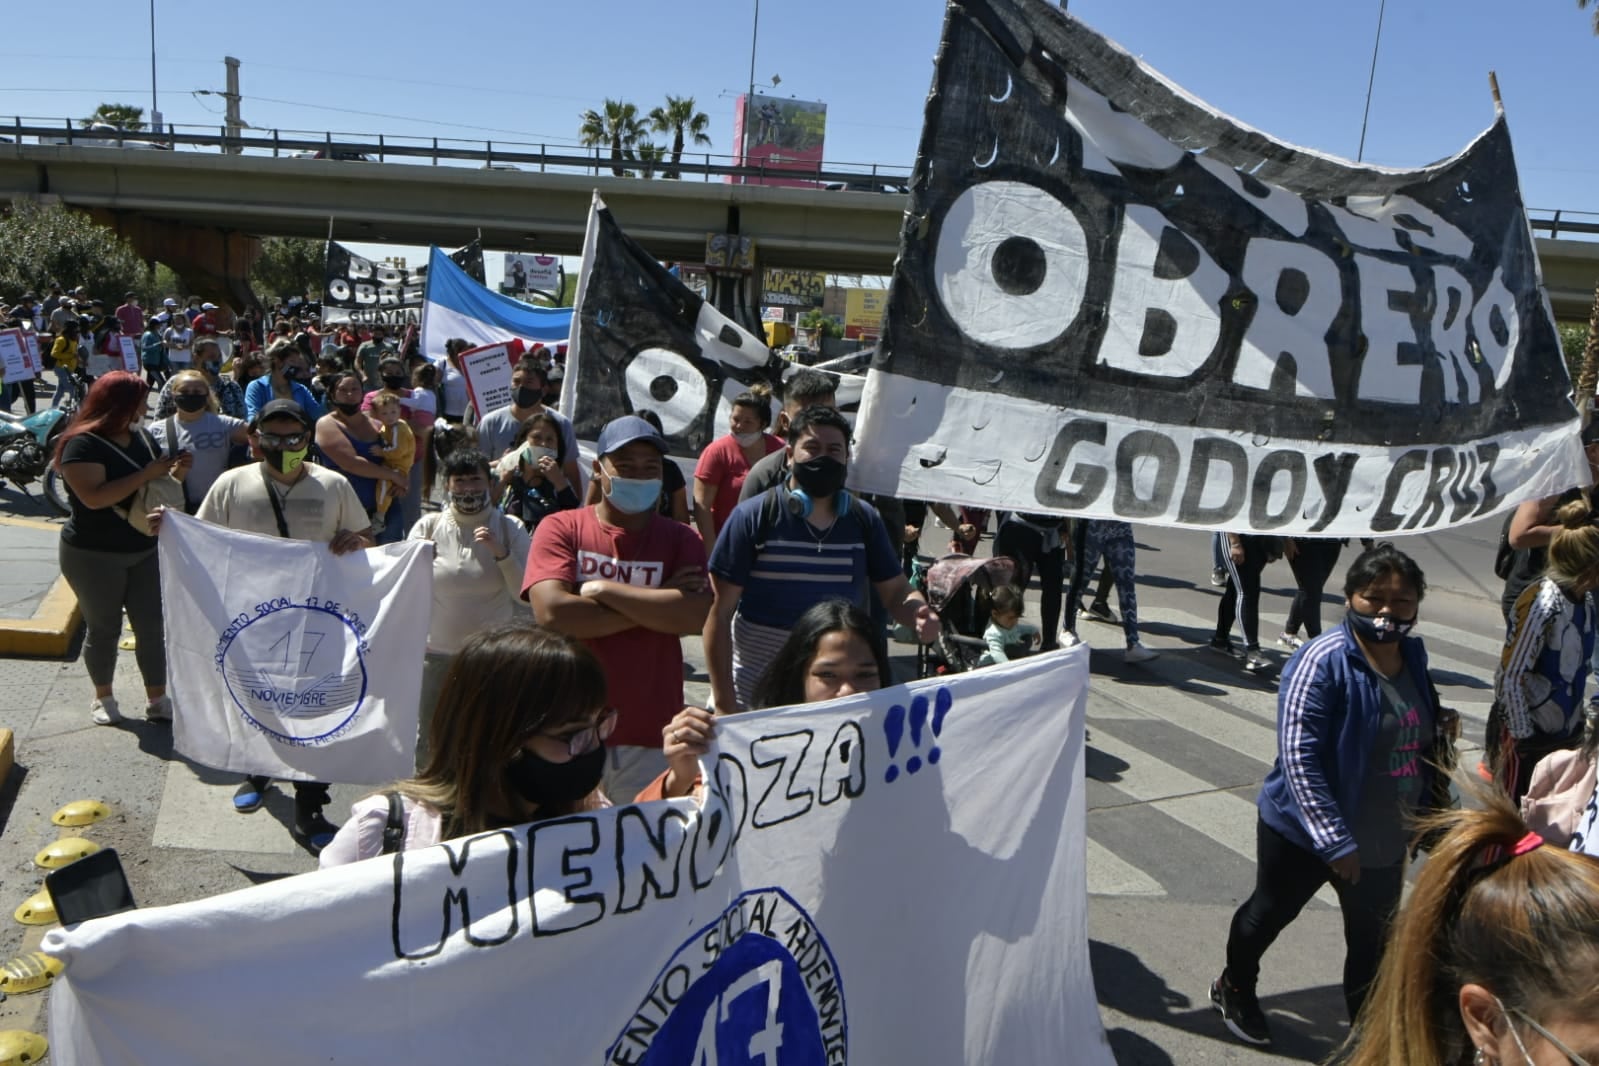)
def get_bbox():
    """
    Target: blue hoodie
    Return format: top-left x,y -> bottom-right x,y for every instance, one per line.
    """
1258,620 -> 1440,862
